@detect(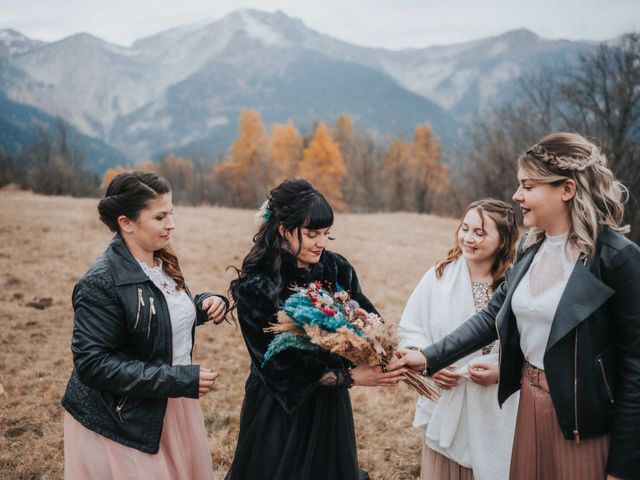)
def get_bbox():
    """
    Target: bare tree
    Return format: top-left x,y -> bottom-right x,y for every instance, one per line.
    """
25,121 -> 99,197
462,33 -> 640,240
560,33 -> 640,238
